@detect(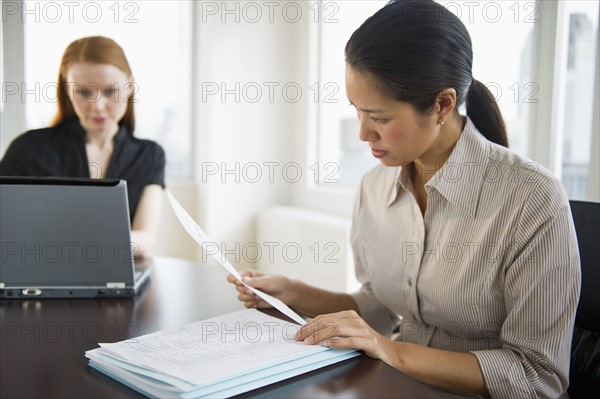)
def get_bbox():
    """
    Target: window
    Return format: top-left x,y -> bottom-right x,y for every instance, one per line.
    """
9,0 -> 192,178
313,1 -> 387,190
557,1 -> 599,200
445,0 -> 537,157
